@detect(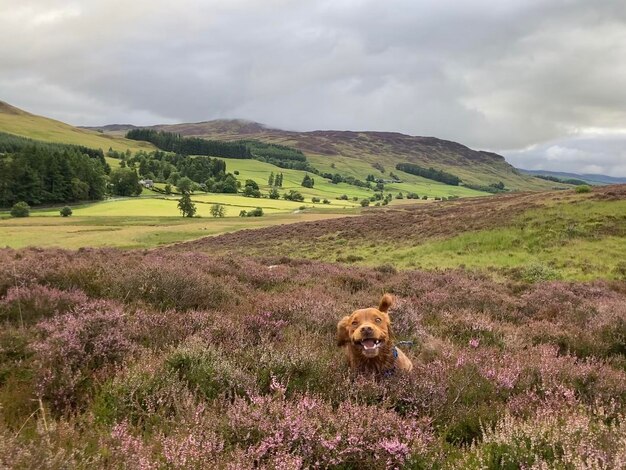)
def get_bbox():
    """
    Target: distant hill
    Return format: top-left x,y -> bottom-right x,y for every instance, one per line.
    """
520,168 -> 626,186
87,119 -> 563,191
0,101 -> 153,153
